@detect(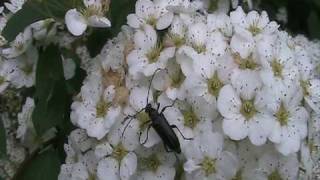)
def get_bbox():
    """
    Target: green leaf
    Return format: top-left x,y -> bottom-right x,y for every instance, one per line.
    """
308,11 -> 320,39
86,0 -> 136,57
0,120 -> 6,159
2,0 -> 75,42
109,0 -> 136,35
15,148 -> 61,180
2,1 -> 49,42
32,44 -> 68,136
